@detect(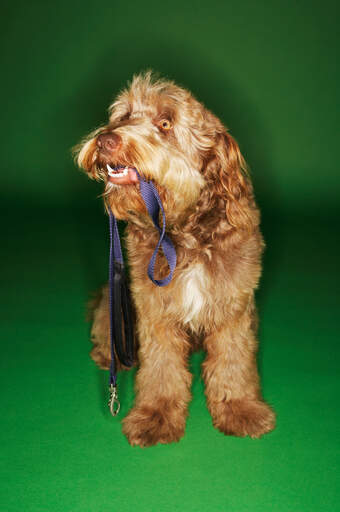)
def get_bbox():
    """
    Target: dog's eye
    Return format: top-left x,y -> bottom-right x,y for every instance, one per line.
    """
159,119 -> 172,131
